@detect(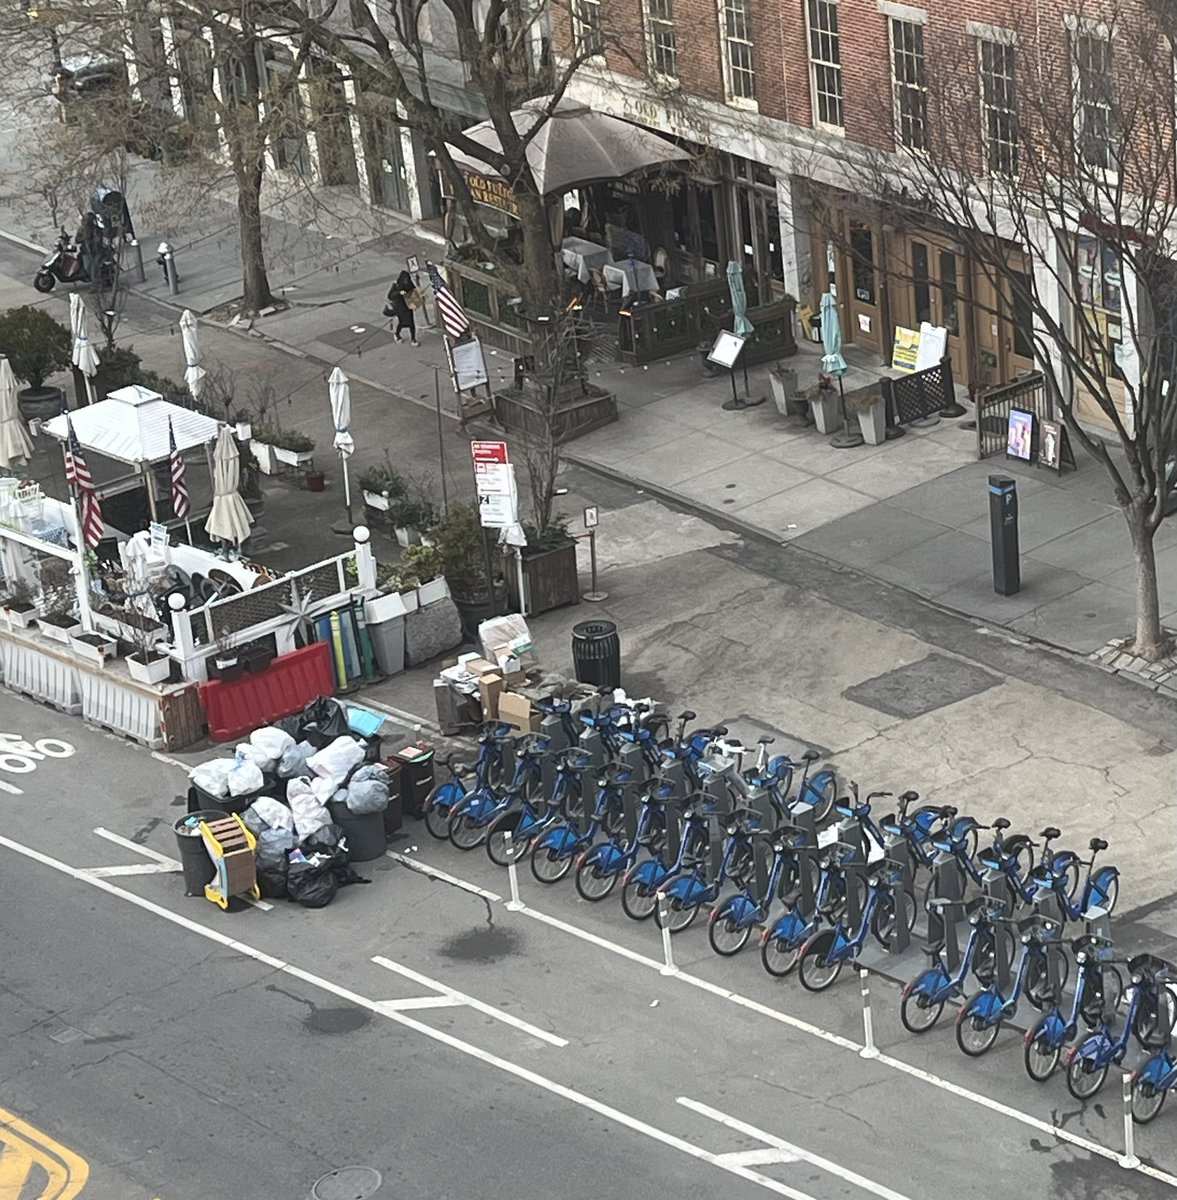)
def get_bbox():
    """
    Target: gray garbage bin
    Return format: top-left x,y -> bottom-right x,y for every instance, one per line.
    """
366,614 -> 406,677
